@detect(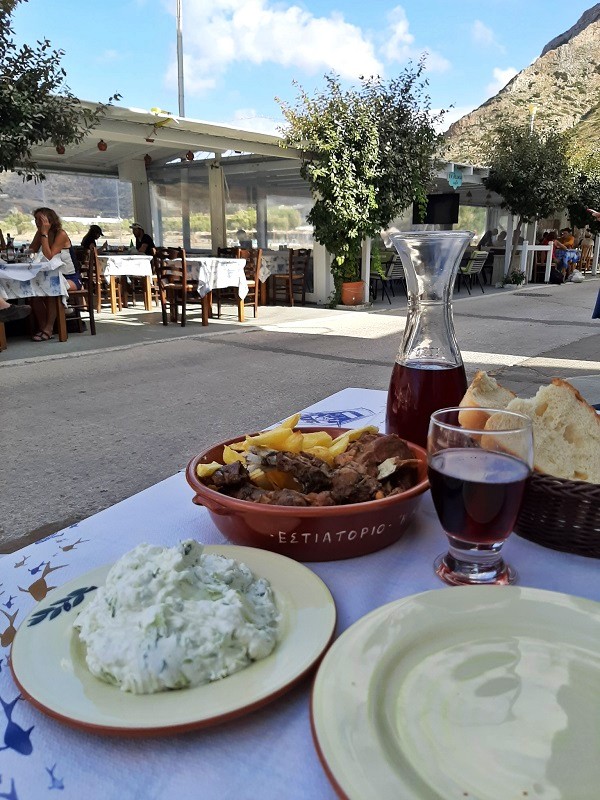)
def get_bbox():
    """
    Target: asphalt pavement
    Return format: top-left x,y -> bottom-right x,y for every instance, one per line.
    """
2,278 -> 599,552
